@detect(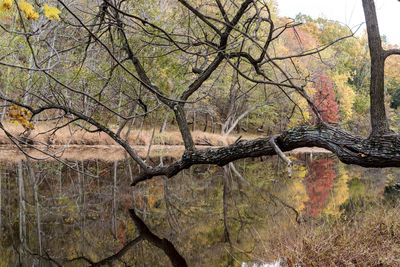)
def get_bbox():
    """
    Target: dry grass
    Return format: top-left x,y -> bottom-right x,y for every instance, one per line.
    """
0,123 -> 253,162
0,145 -> 186,162
261,206 -> 400,266
0,123 -> 330,162
0,122 -> 247,147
